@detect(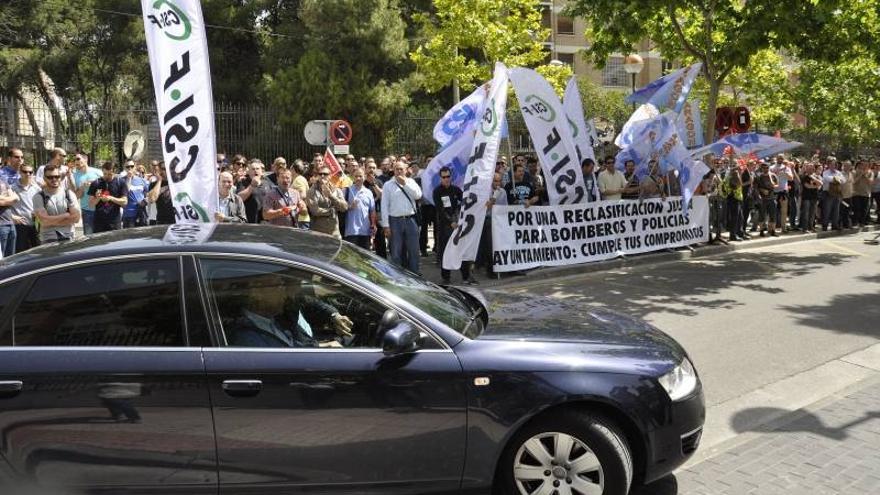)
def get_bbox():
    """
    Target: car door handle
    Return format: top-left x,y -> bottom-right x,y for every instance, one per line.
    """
0,381 -> 23,398
222,380 -> 262,398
